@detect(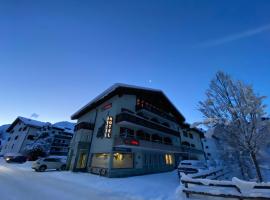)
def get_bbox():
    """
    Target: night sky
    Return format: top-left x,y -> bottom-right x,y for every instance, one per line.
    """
1,0 -> 270,125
